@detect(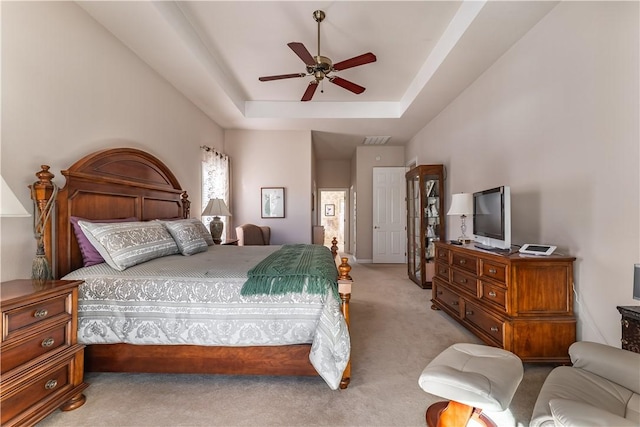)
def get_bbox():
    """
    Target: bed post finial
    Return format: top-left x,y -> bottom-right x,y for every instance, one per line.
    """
30,165 -> 56,275
181,191 -> 190,218
331,237 -> 338,258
